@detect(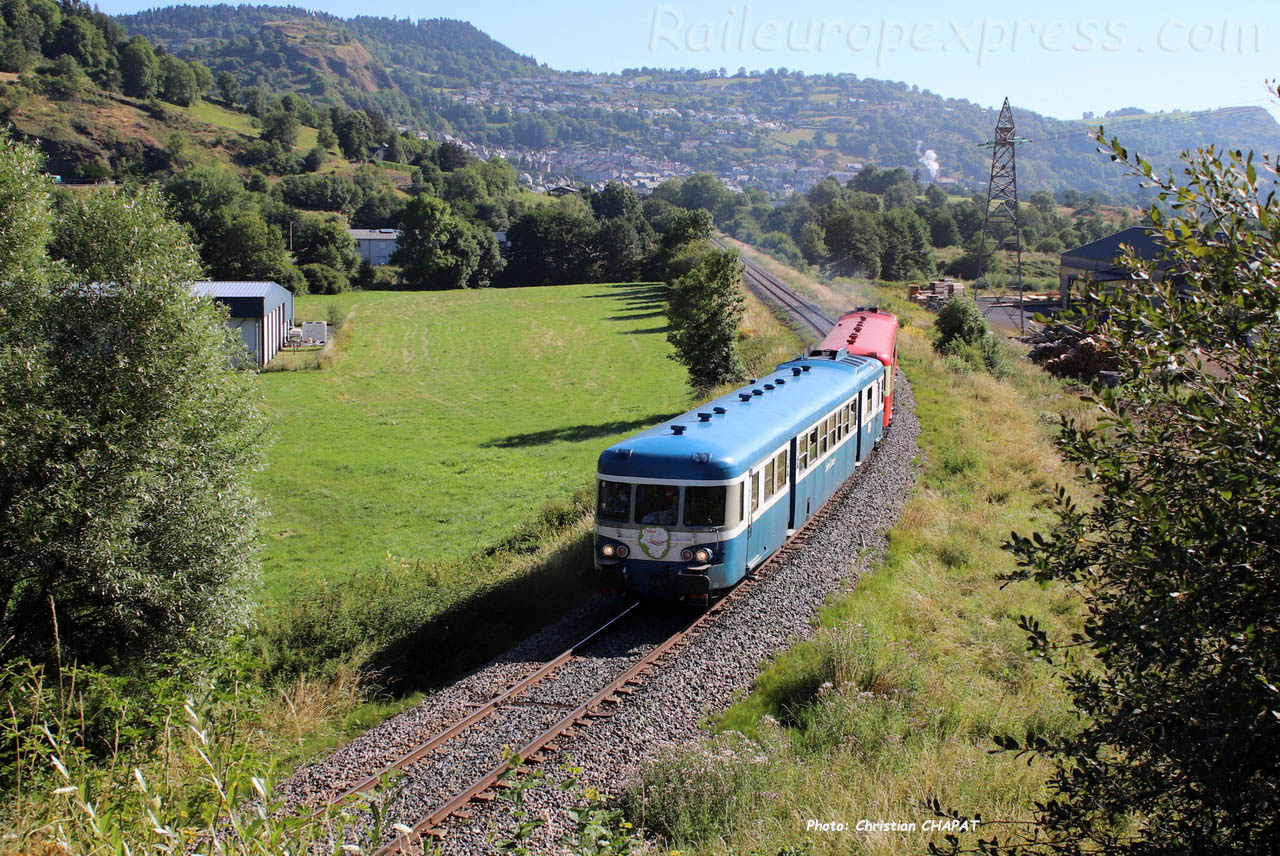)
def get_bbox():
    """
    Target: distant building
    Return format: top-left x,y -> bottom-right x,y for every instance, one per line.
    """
1059,226 -> 1182,307
191,281 -> 293,368
349,229 -> 401,266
